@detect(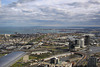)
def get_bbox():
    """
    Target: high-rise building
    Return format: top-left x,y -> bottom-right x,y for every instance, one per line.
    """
85,35 -> 90,45
75,38 -> 85,48
87,56 -> 97,67
69,42 -> 75,51
75,39 -> 80,48
79,38 -> 85,48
